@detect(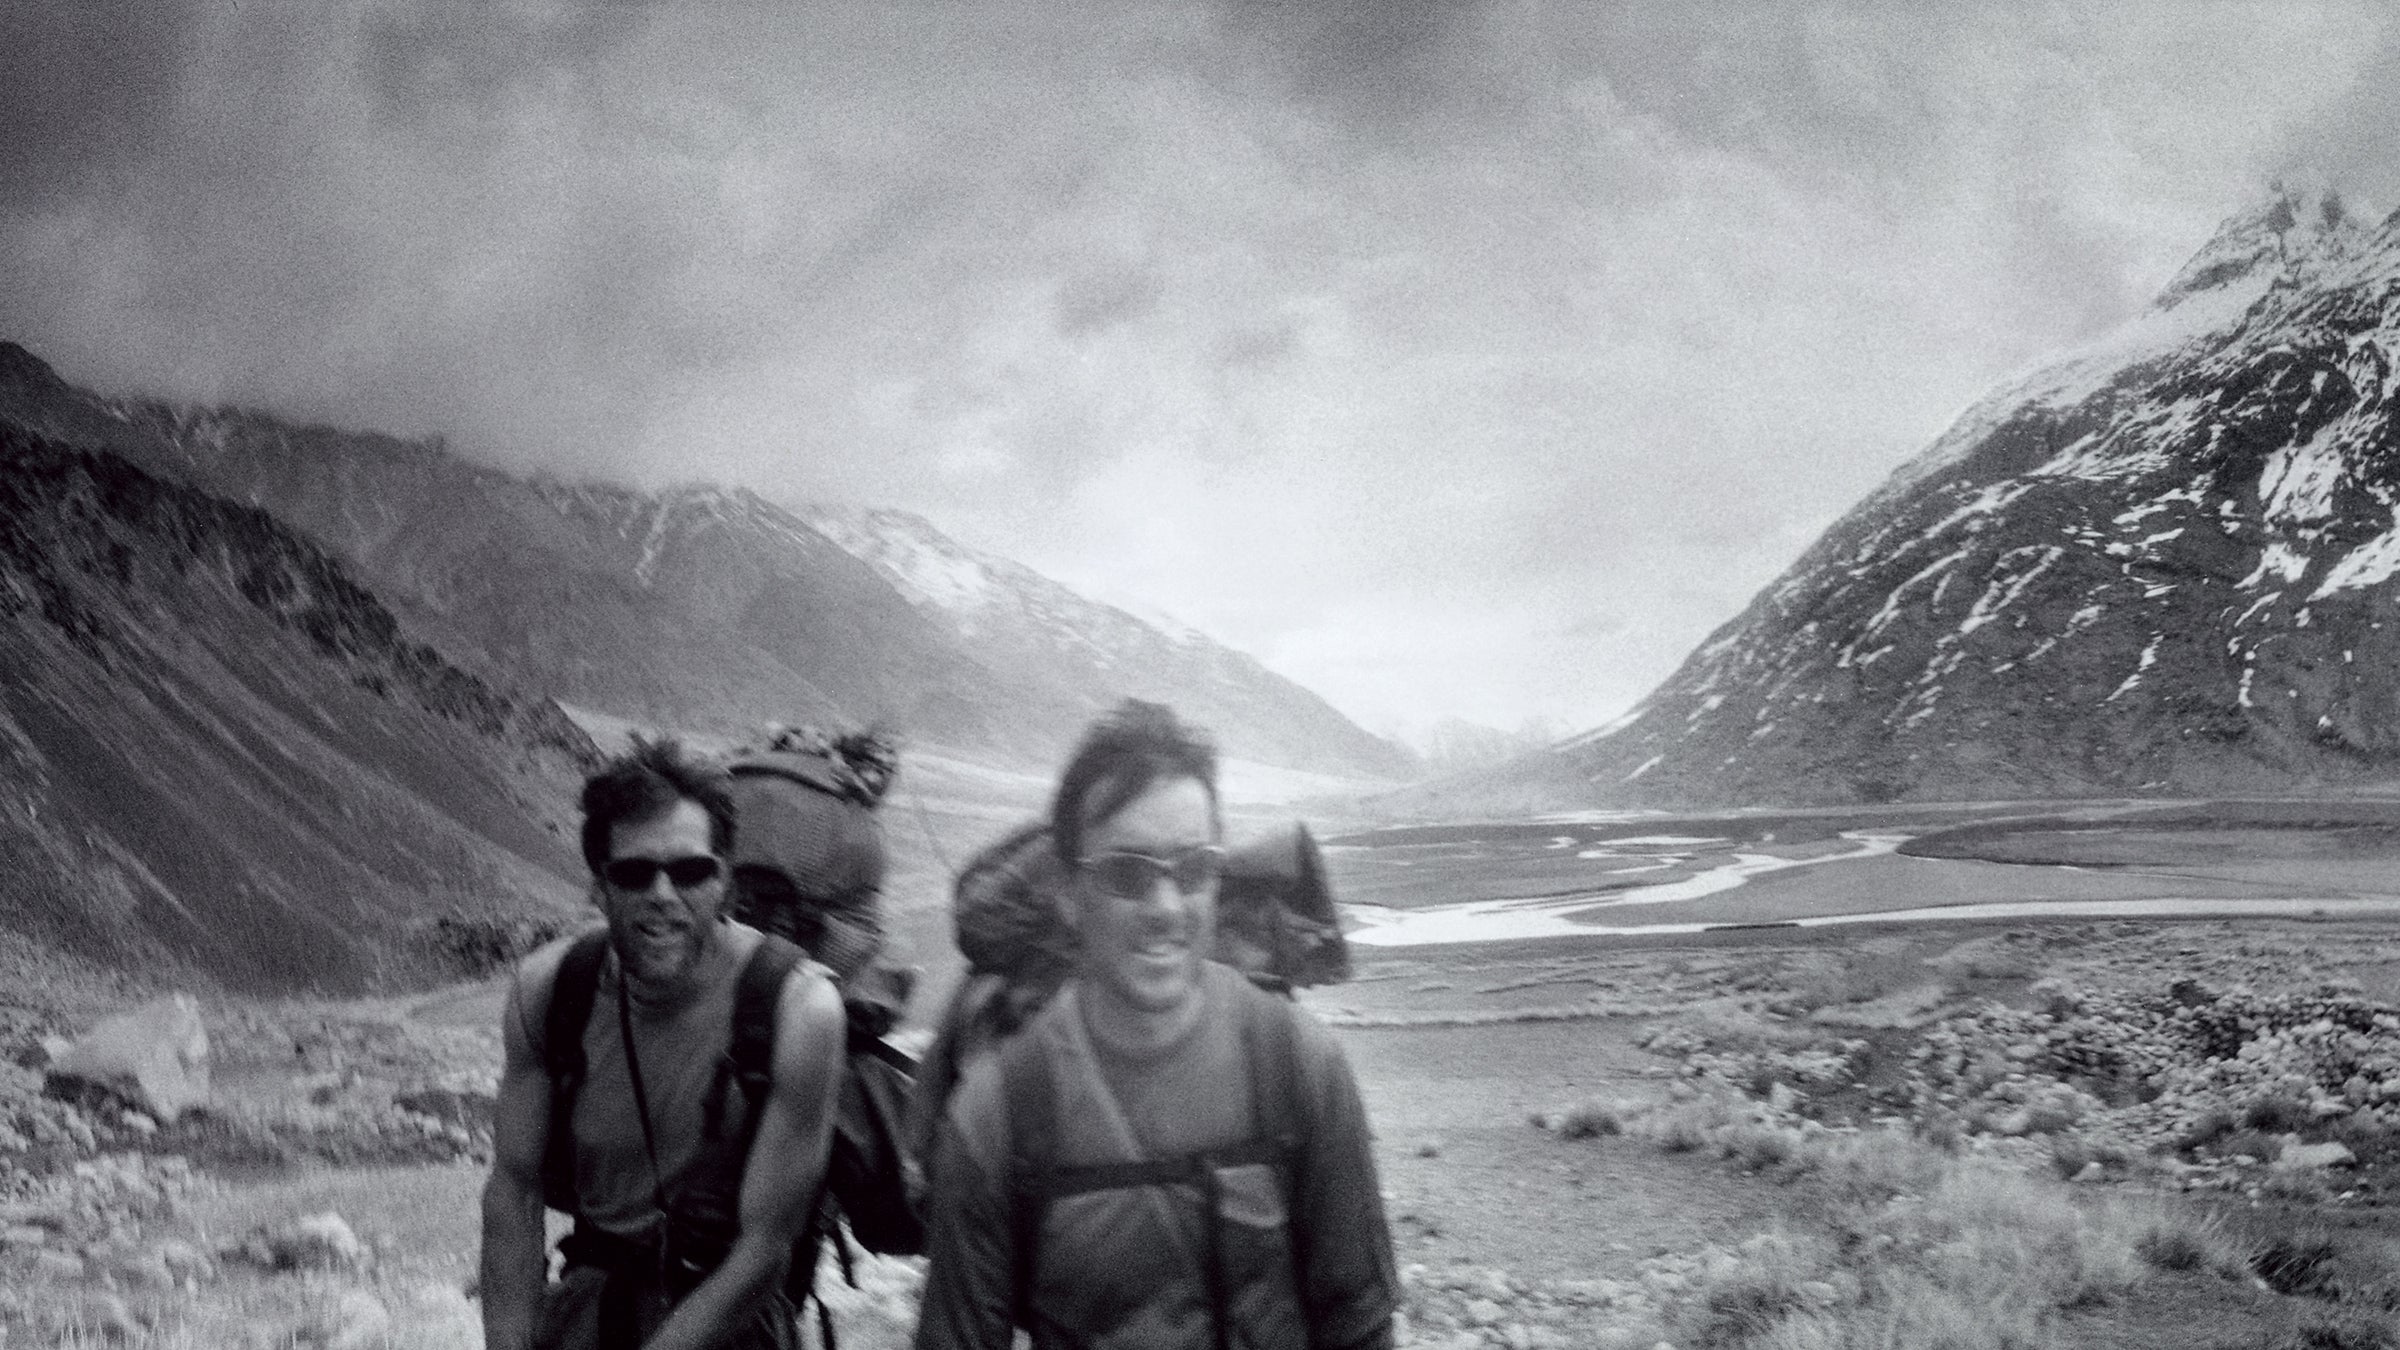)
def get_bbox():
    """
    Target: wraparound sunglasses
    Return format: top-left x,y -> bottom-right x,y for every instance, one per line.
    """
1082,844 -> 1225,899
601,855 -> 725,892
